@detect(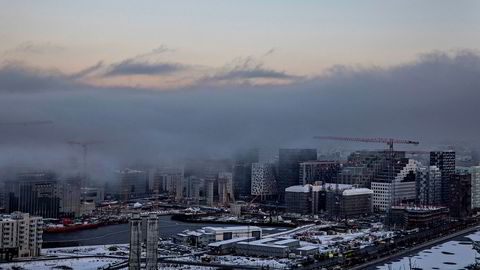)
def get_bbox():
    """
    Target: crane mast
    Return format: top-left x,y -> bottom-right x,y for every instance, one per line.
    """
67,140 -> 103,189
